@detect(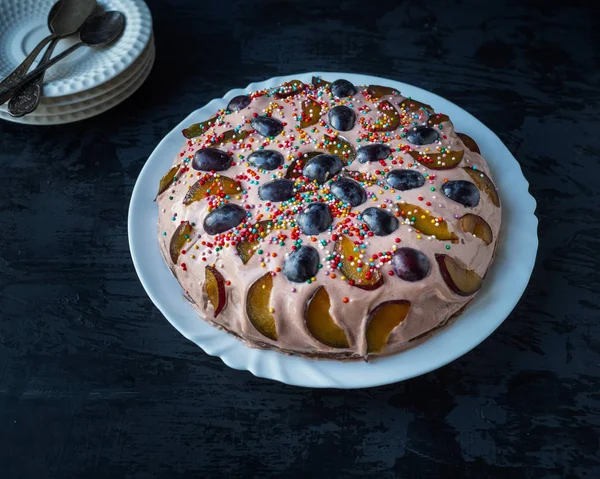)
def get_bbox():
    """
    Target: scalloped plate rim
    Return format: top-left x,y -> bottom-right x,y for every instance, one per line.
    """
128,71 -> 538,389
0,51 -> 154,125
